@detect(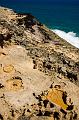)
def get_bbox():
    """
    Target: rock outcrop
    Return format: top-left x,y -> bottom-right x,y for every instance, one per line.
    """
0,7 -> 79,120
